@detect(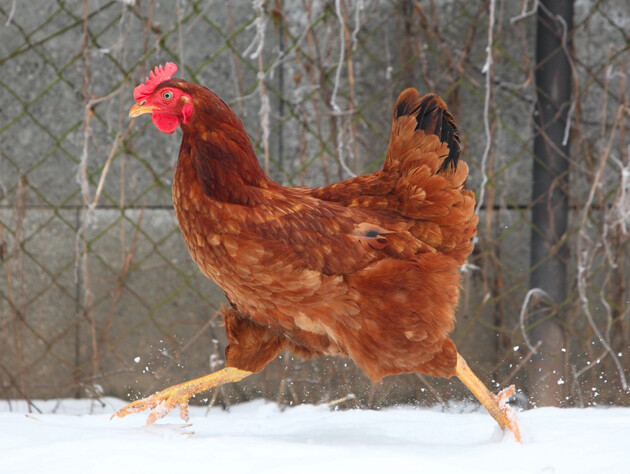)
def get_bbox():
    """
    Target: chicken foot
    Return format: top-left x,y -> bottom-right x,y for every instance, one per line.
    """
455,353 -> 522,442
111,367 -> 253,424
